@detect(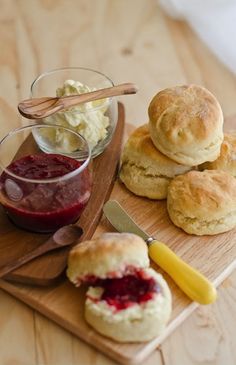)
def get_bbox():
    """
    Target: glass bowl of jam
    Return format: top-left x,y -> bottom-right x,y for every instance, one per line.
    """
31,67 -> 118,158
0,124 -> 92,233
